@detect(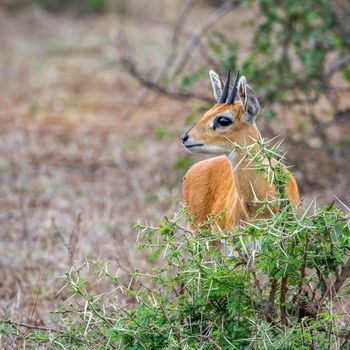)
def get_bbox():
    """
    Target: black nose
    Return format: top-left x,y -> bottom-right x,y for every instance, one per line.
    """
181,132 -> 189,143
